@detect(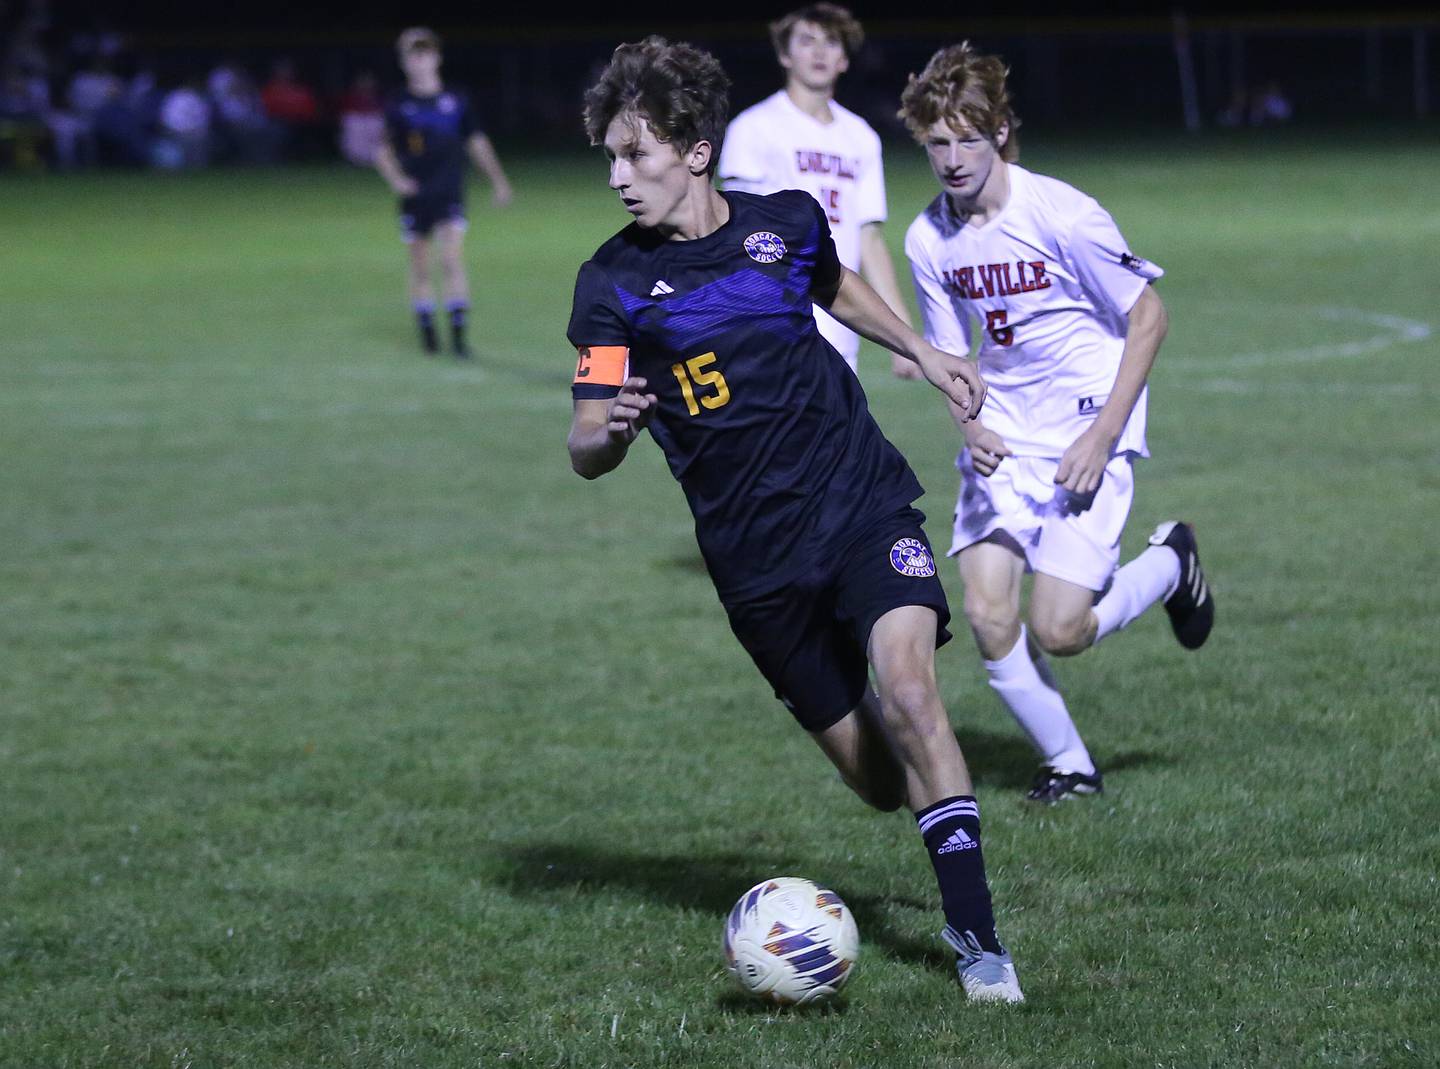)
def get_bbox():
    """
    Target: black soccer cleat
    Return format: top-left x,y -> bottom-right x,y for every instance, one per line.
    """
1149,521 -> 1214,650
1025,765 -> 1103,804
453,342 -> 473,360
419,323 -> 439,355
